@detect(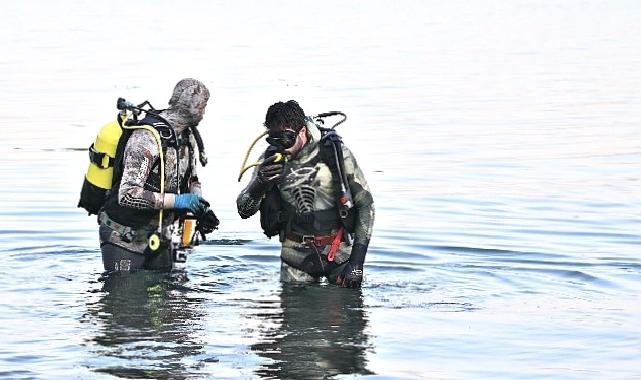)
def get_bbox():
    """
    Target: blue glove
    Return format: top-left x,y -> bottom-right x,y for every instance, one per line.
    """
174,193 -> 209,214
